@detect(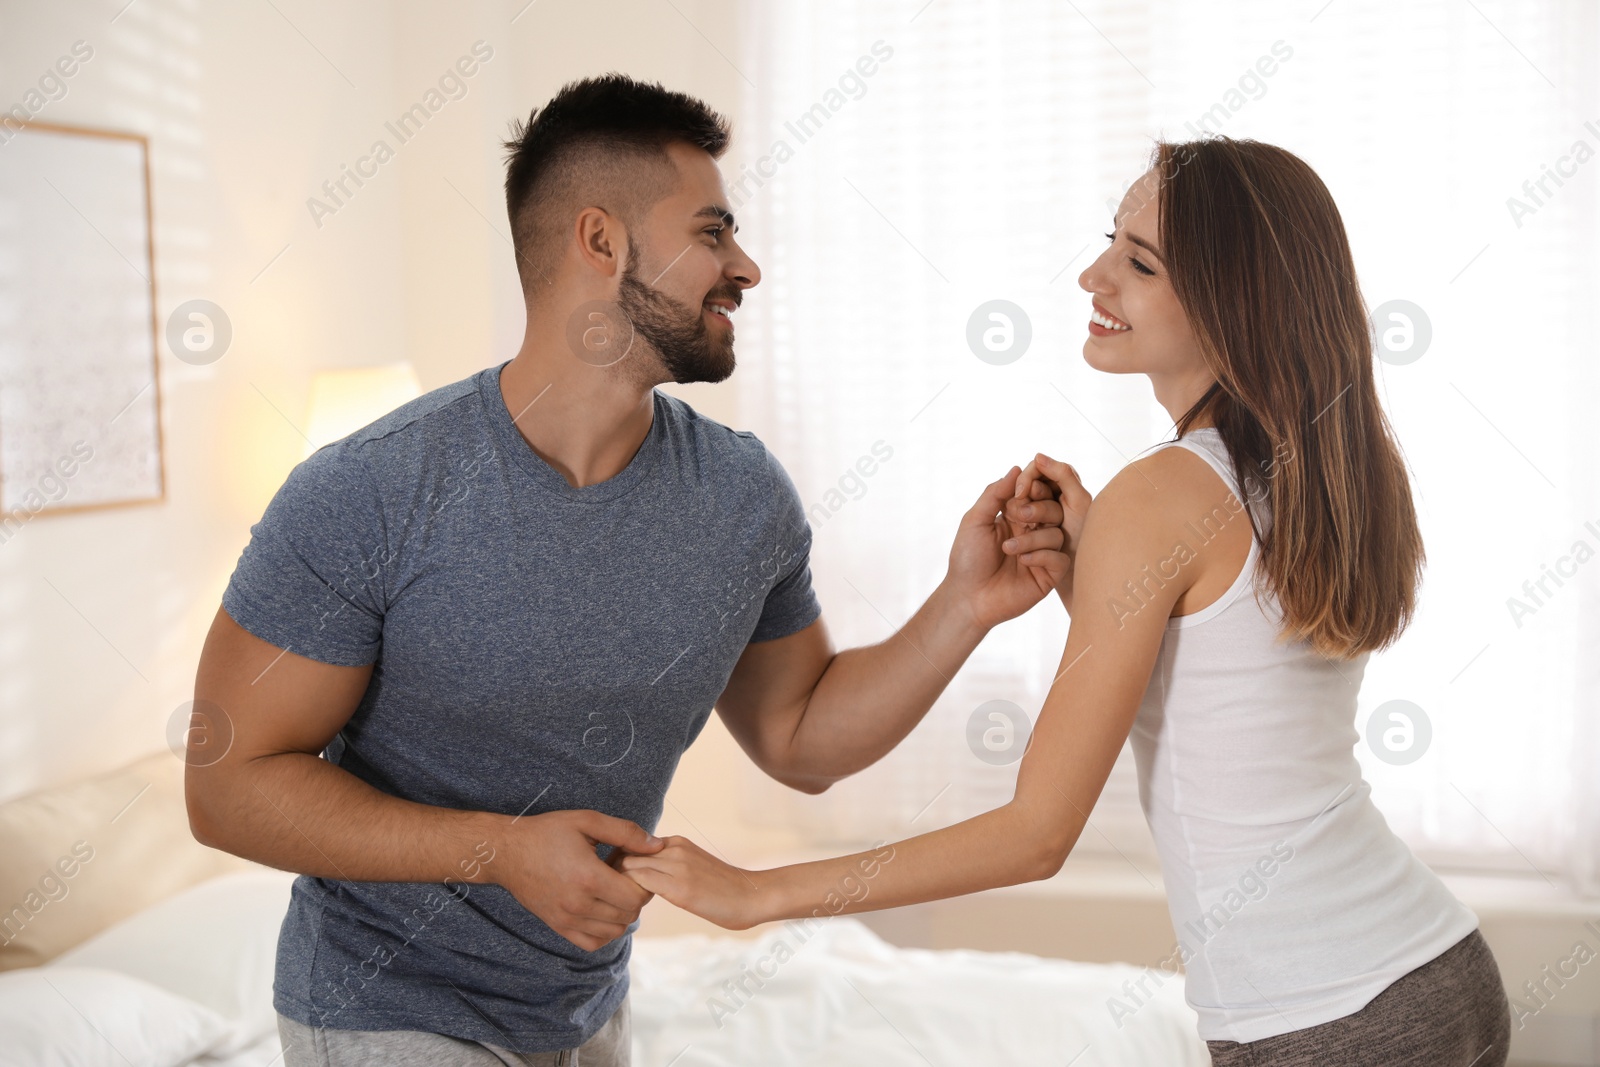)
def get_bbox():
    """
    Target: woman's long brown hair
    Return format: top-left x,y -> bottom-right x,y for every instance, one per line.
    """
1152,137 -> 1422,659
